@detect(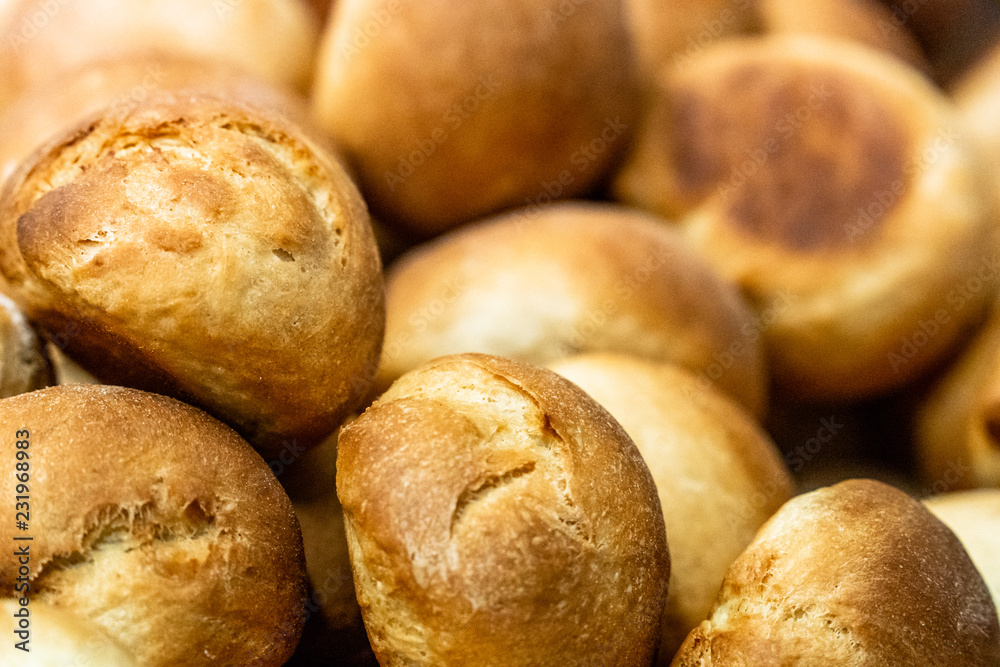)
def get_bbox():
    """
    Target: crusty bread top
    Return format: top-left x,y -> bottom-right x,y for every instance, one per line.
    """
673,479 -> 1000,666
0,384 -> 307,666
0,91 -> 385,456
338,353 -> 669,665
378,202 -> 767,417
925,490 -> 1000,611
